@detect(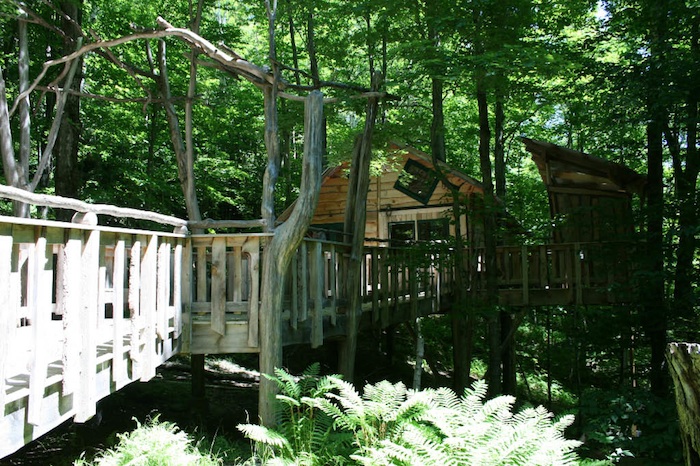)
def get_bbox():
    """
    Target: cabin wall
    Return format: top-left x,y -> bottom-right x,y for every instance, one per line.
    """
550,192 -> 635,243
309,153 -> 479,245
